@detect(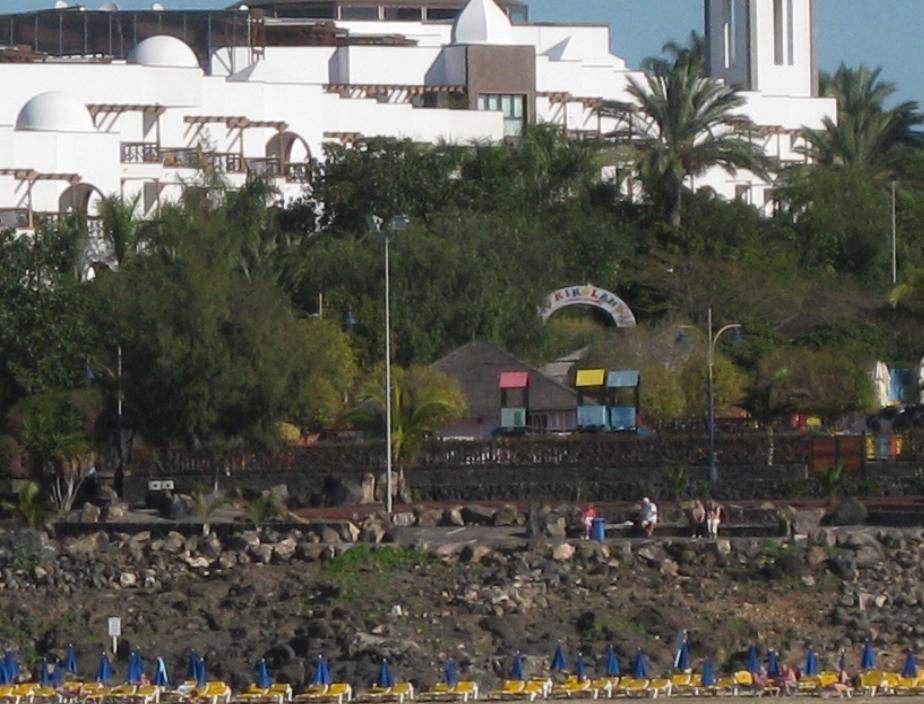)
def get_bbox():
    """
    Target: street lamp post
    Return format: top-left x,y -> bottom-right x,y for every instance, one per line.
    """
376,214 -> 409,516
85,345 -> 125,496
891,180 -> 898,285
678,308 -> 741,483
